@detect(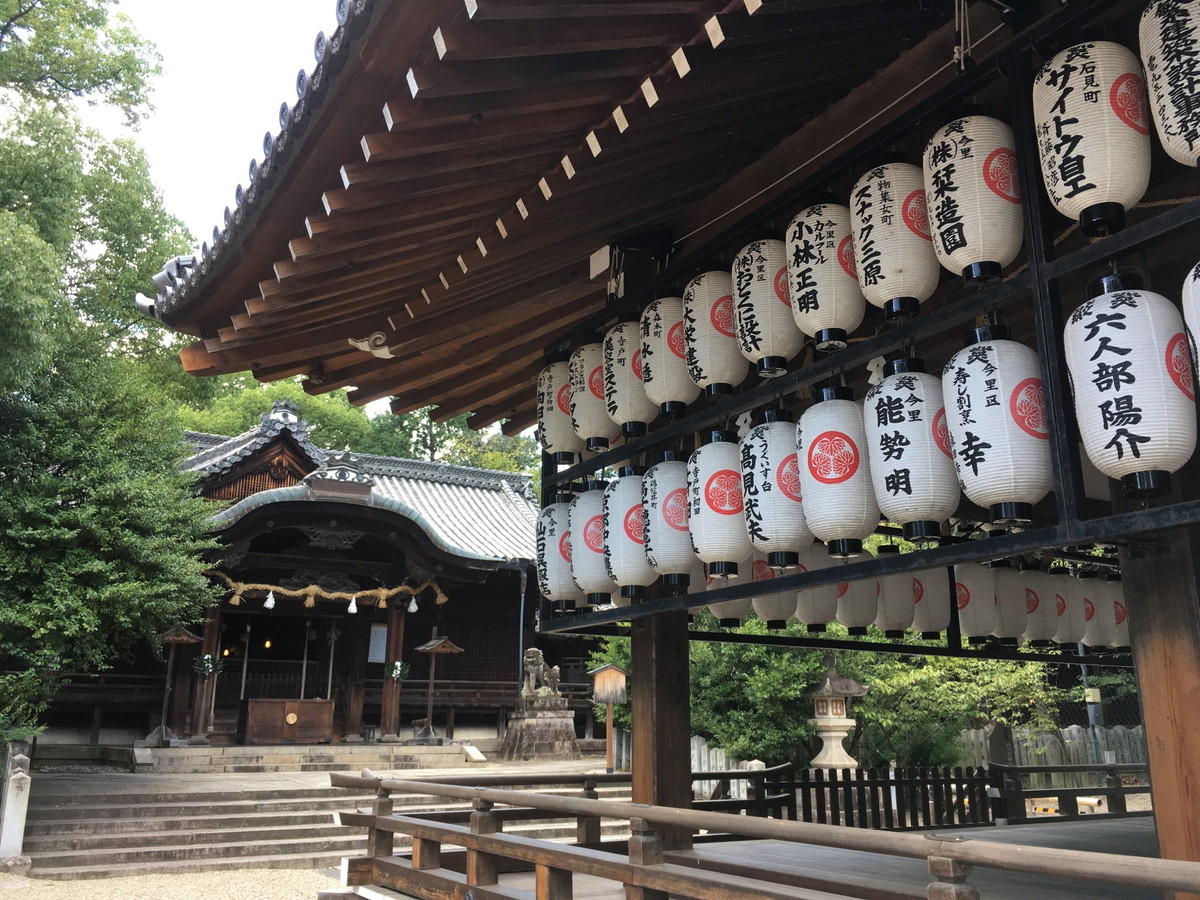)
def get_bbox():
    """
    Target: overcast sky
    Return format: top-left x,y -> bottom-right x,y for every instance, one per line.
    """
111,0 -> 336,243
